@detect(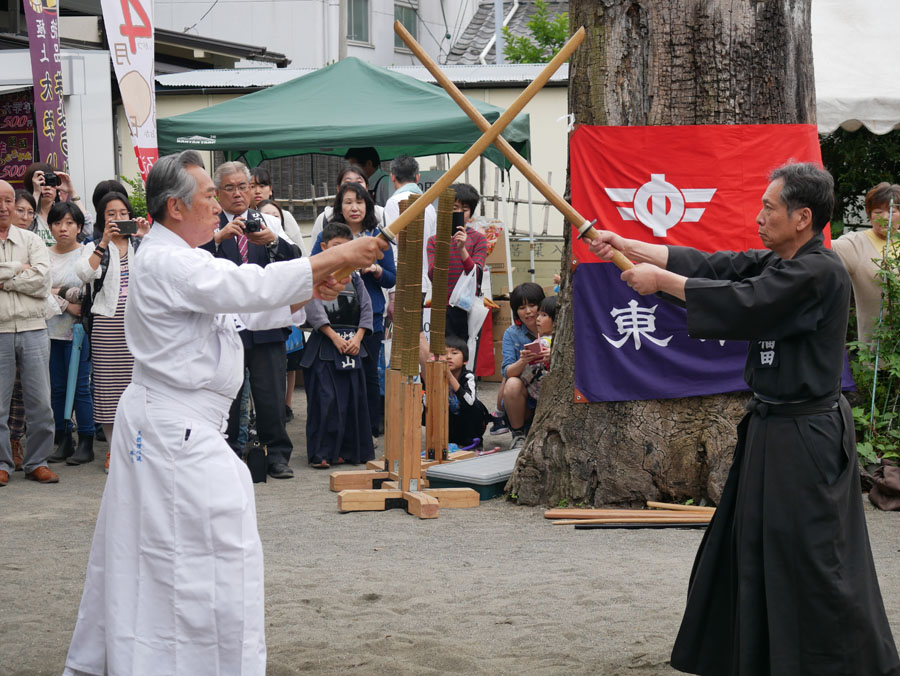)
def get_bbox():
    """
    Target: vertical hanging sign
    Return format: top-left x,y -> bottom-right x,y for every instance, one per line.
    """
22,0 -> 68,172
0,90 -> 36,189
101,0 -> 158,181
